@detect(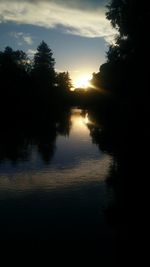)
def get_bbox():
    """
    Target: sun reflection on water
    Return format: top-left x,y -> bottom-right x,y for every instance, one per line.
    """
70,109 -> 91,136
83,113 -> 89,125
